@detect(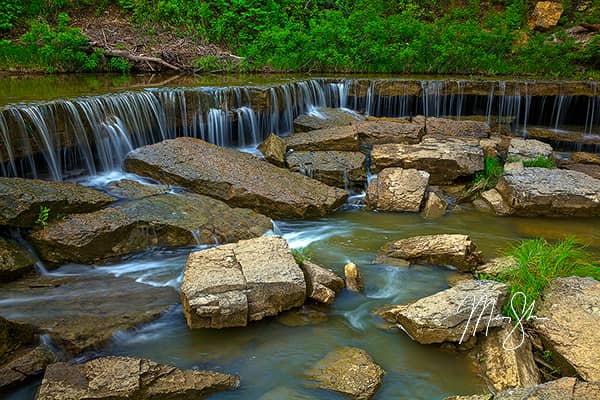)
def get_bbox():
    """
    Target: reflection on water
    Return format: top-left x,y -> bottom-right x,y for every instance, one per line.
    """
3,205 -> 599,400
